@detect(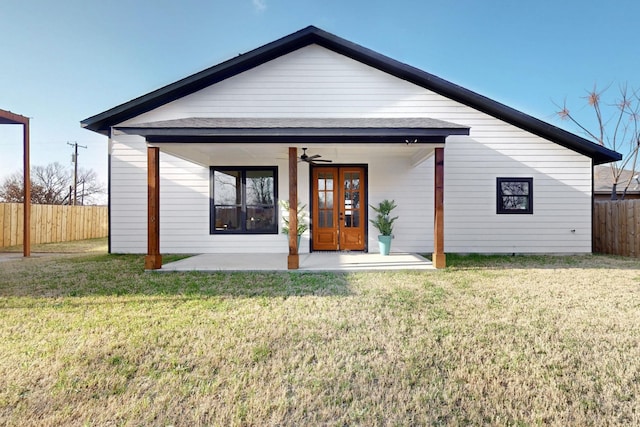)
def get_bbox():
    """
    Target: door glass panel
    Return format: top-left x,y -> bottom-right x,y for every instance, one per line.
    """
325,192 -> 333,208
326,177 -> 333,191
319,211 -> 333,228
342,171 -> 361,229
317,170 -> 335,229
344,212 -> 352,227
